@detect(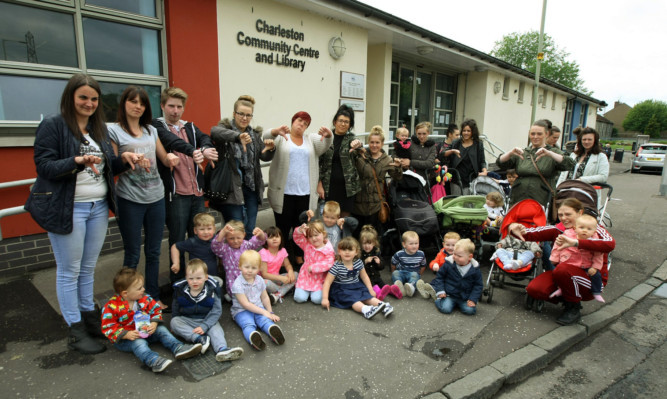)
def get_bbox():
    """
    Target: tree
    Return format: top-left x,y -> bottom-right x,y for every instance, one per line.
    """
490,31 -> 590,94
622,100 -> 667,137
